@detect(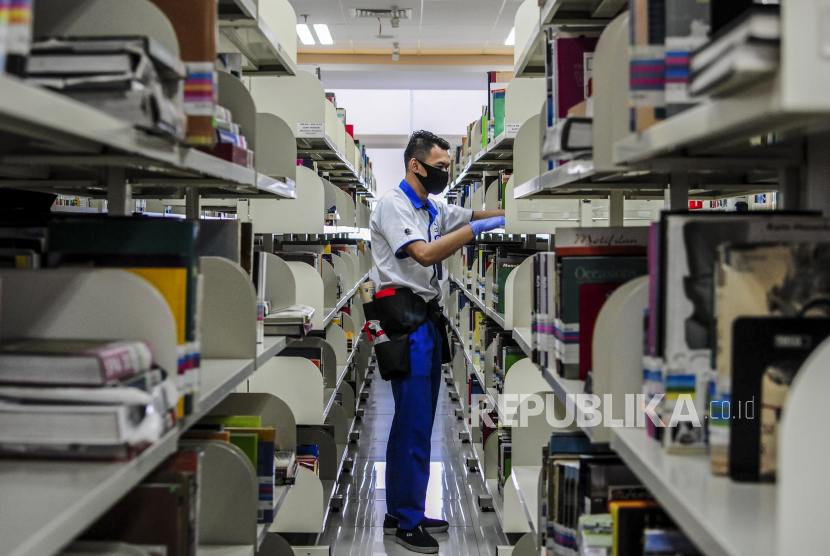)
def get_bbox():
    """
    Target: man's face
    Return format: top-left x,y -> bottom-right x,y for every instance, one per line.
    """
420,144 -> 451,173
